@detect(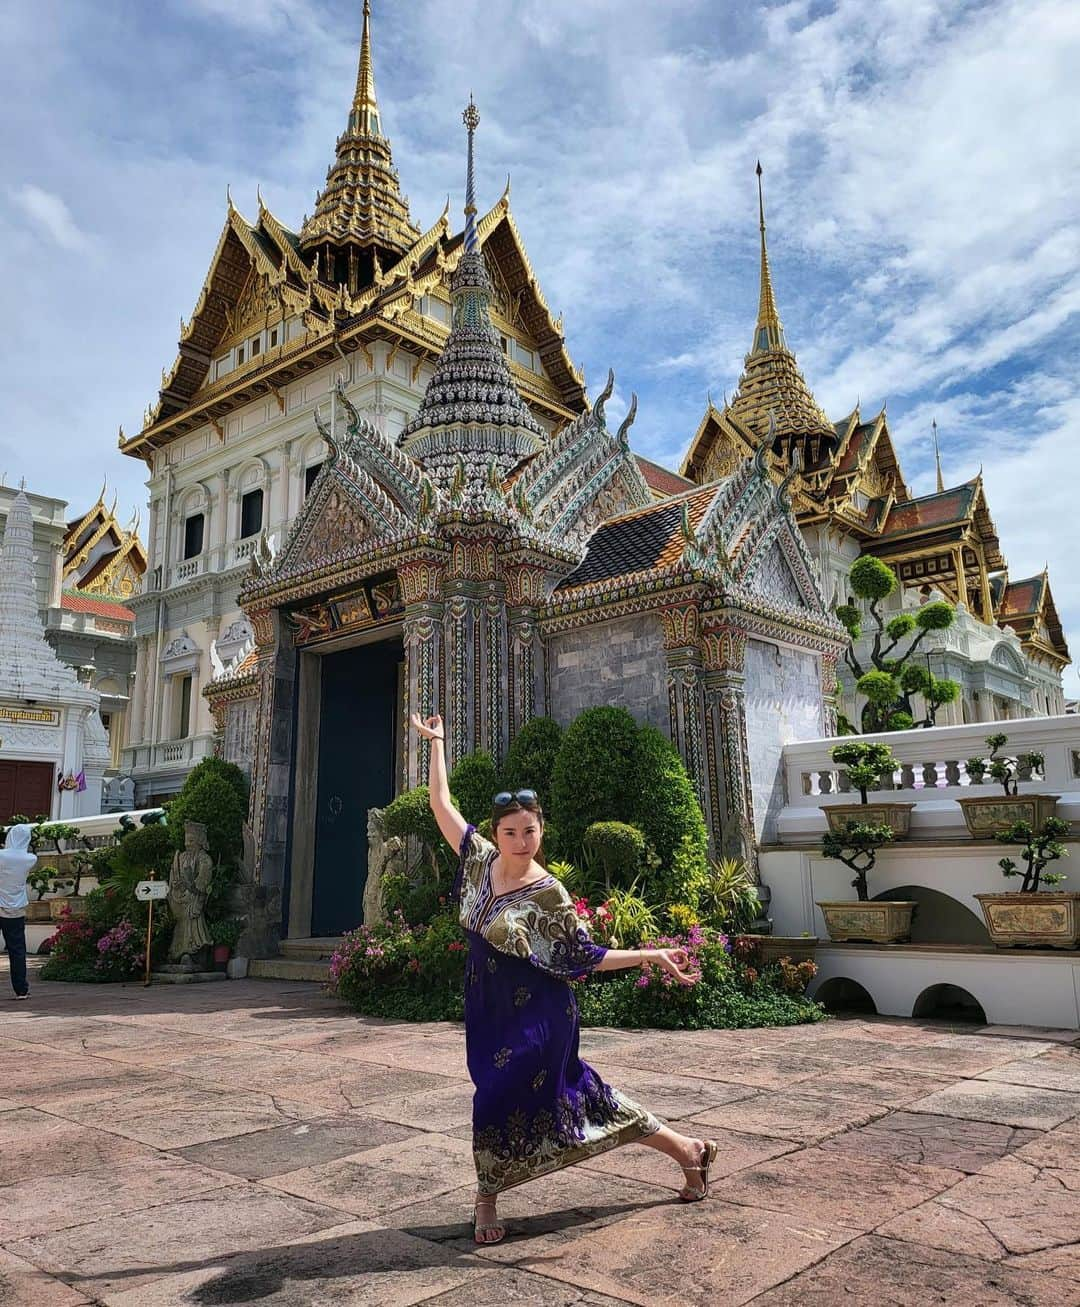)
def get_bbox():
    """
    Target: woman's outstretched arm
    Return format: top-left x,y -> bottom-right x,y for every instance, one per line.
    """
410,713 -> 468,851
